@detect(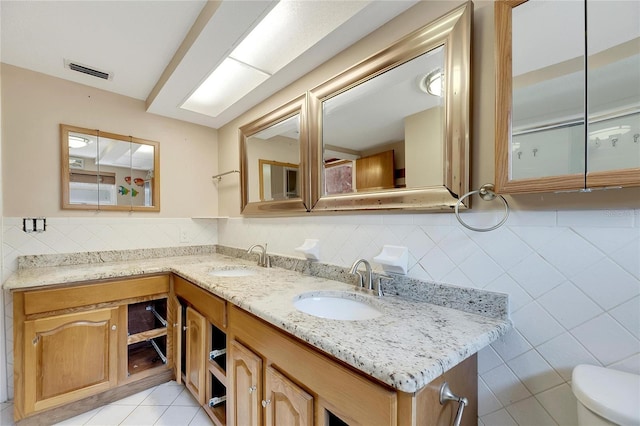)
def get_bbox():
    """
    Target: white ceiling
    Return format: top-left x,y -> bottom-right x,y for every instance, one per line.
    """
1,0 -> 419,129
